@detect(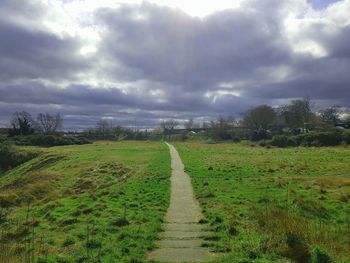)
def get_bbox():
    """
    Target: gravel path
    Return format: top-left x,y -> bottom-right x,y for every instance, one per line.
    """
148,143 -> 217,262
